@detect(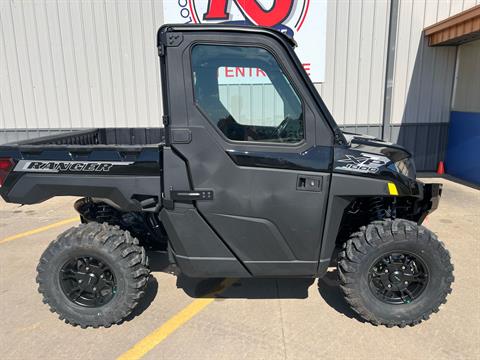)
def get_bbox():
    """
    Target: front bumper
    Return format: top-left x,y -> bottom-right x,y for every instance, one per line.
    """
416,182 -> 443,224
